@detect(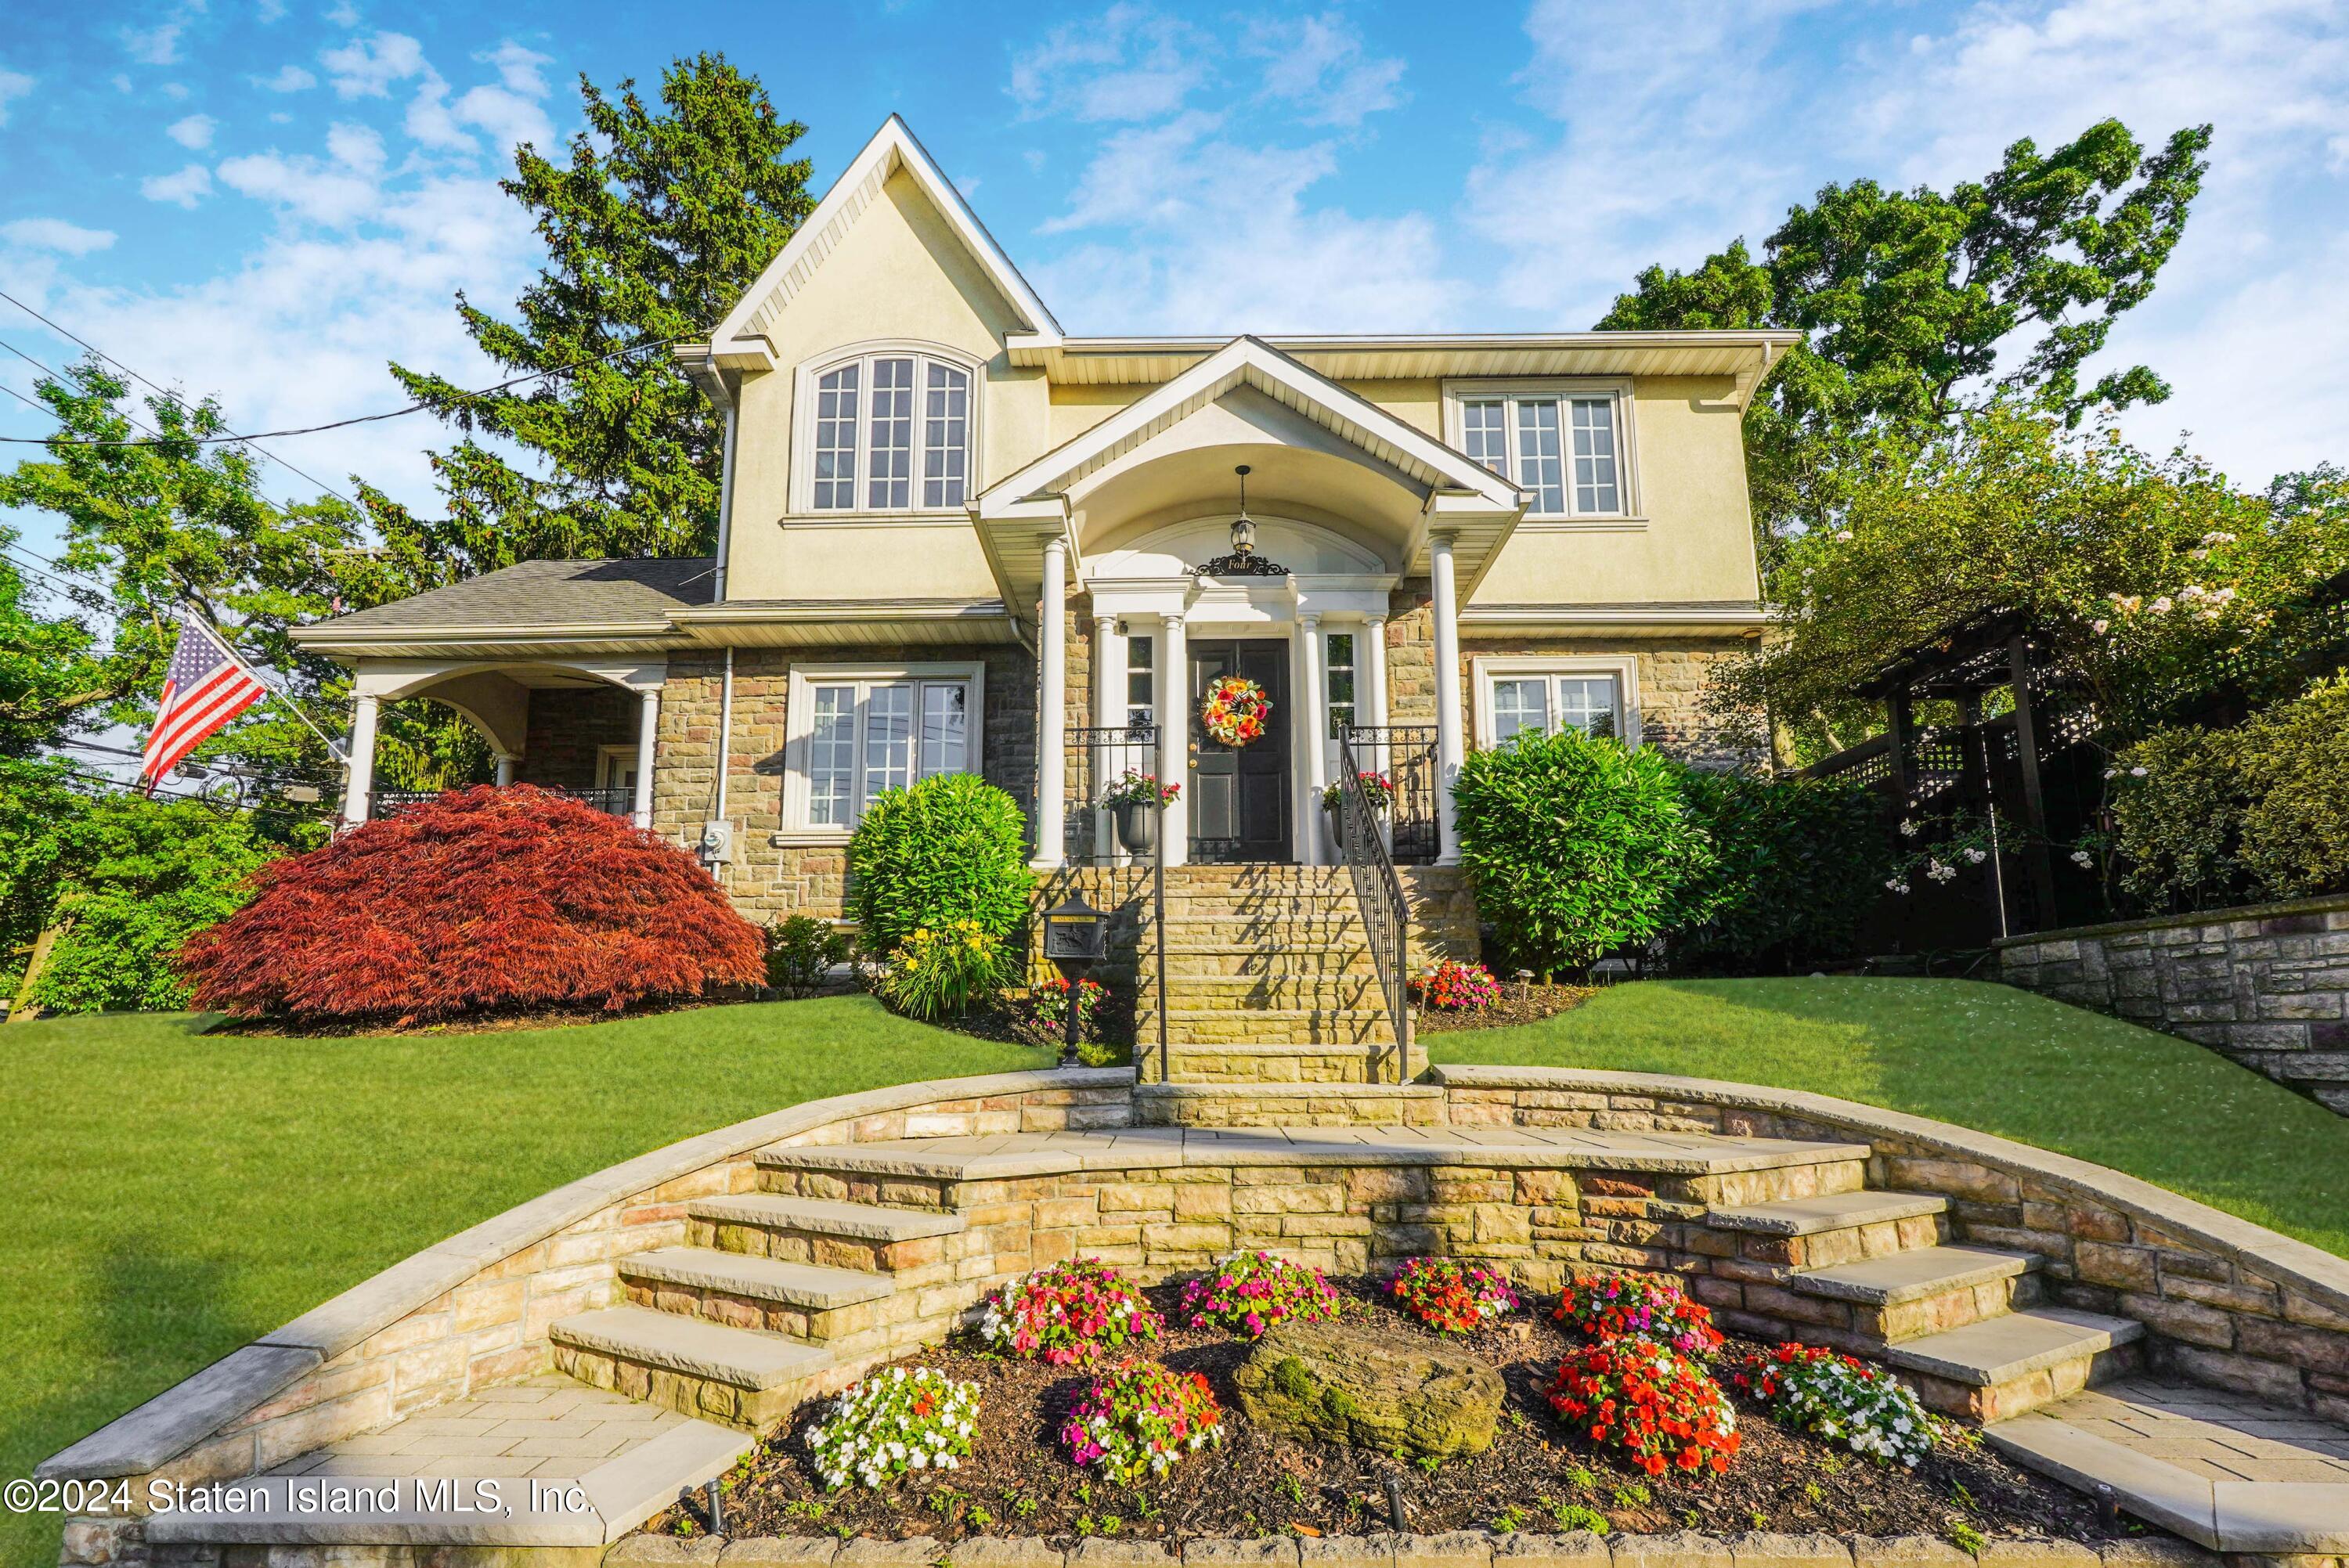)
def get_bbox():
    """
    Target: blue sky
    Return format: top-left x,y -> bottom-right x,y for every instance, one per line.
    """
2,0 -> 2346,555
